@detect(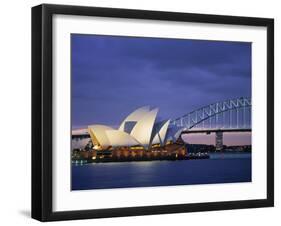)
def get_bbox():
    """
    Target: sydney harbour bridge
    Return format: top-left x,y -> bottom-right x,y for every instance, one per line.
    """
72,97 -> 251,150
170,97 -> 251,150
